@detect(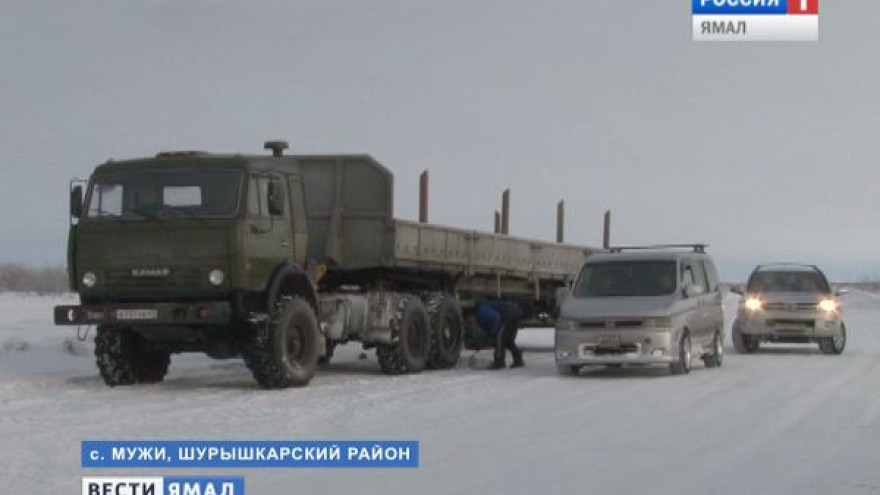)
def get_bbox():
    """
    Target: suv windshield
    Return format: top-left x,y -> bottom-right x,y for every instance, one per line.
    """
747,270 -> 830,293
85,169 -> 241,220
573,261 -> 677,297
